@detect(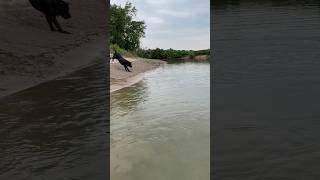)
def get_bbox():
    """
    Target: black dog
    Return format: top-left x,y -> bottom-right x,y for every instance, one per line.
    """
29,0 -> 71,34
112,51 -> 132,72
